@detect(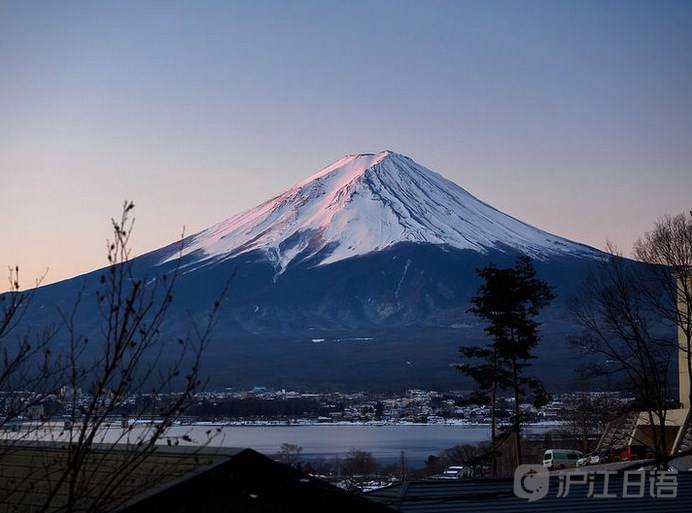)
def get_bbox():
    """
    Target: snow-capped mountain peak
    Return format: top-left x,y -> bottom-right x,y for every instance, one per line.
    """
167,151 -> 595,274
